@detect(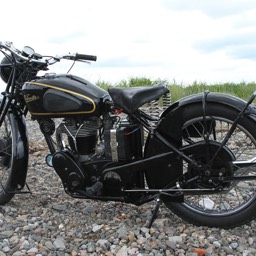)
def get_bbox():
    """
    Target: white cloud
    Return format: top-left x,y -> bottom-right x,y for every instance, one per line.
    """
1,0 -> 256,88
161,0 -> 256,18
